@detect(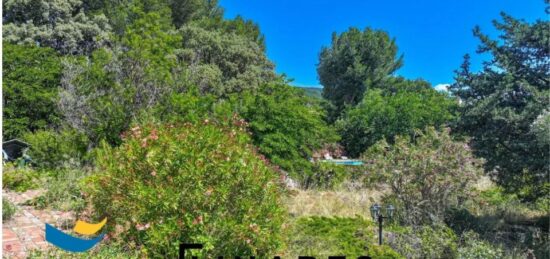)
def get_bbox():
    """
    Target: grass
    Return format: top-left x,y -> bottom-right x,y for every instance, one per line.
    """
23,169 -> 88,213
285,187 -> 386,218
3,198 -> 17,220
27,244 -> 140,258
283,216 -> 403,258
2,163 -> 41,192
